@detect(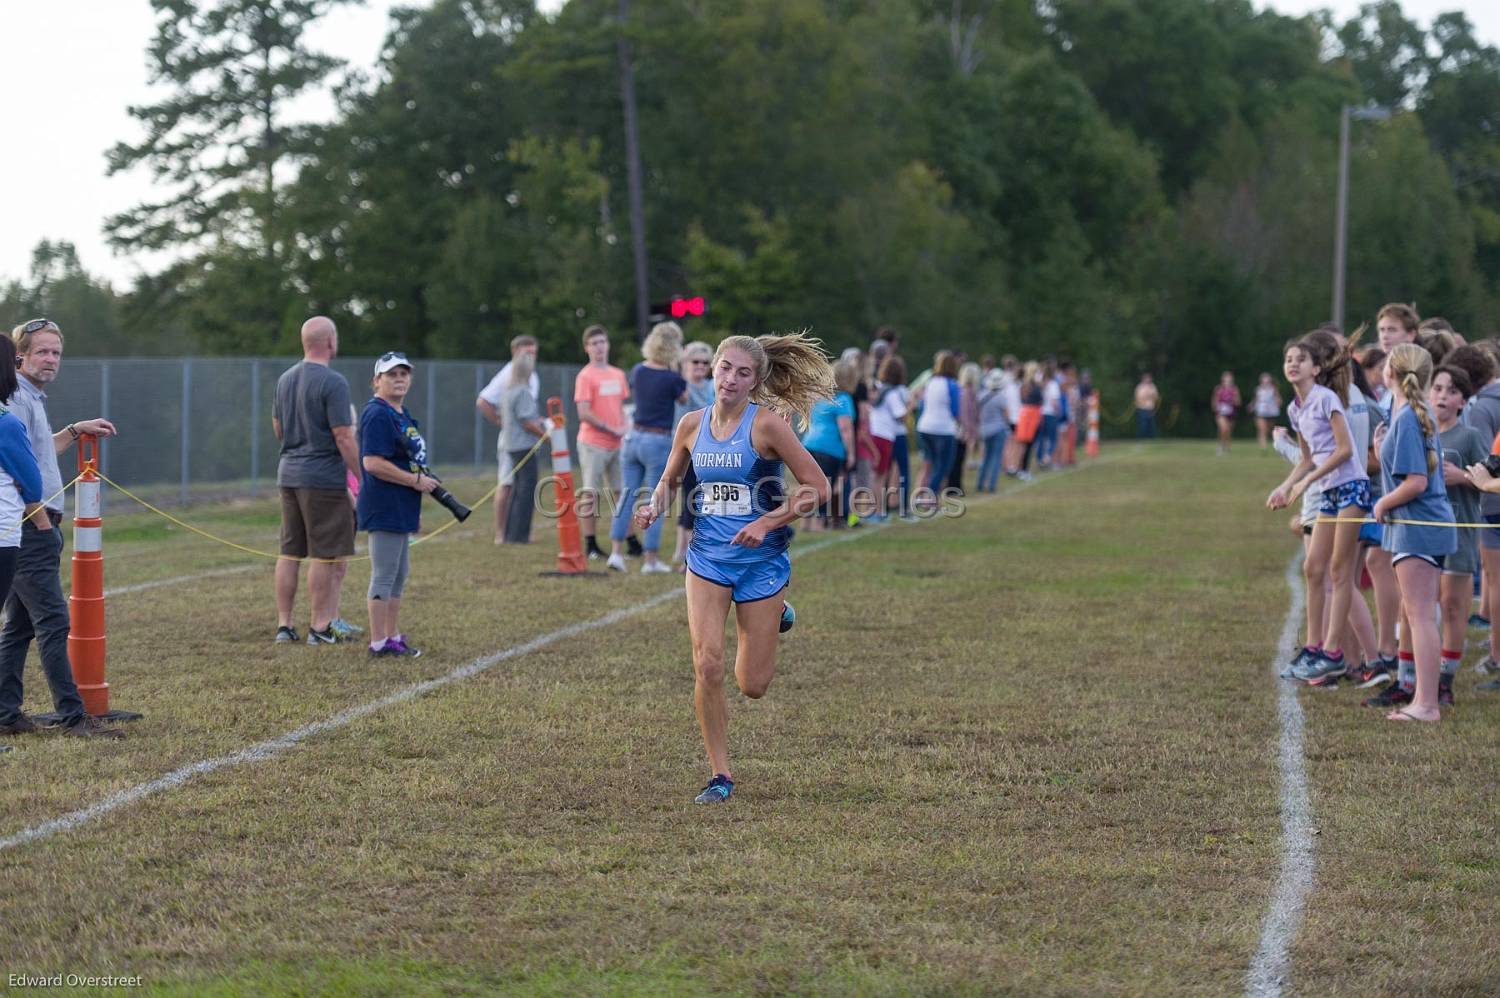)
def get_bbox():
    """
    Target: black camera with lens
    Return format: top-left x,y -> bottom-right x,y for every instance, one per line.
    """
416,466 -> 471,523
